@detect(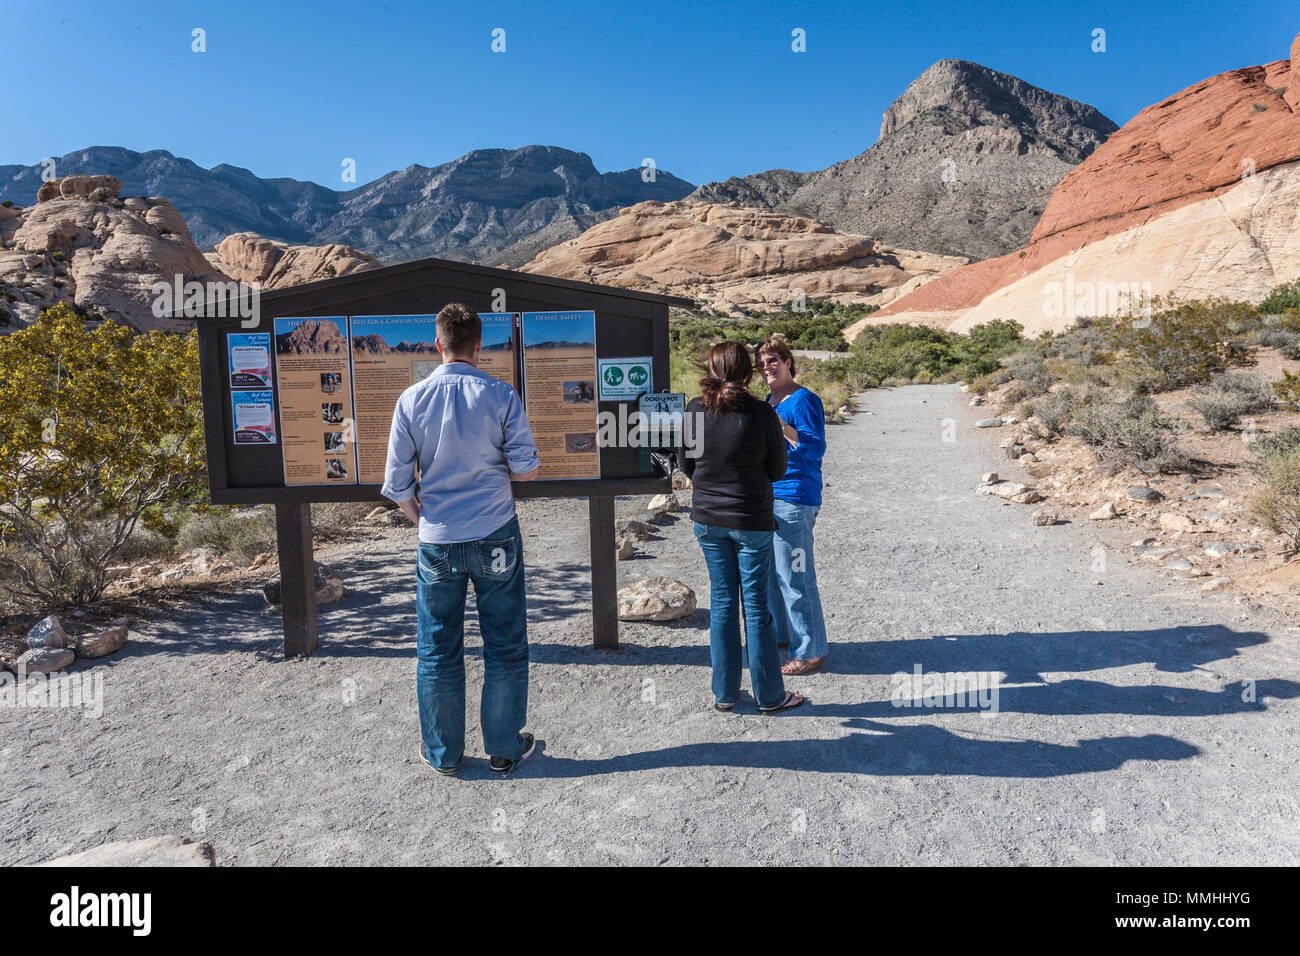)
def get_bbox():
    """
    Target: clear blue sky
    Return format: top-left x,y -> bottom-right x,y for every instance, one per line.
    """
3,0 -> 1295,188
